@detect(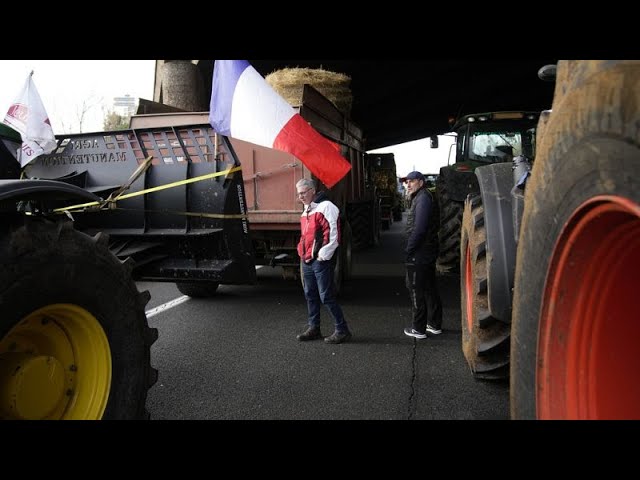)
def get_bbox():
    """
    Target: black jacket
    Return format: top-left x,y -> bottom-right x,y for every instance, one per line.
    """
405,186 -> 439,264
